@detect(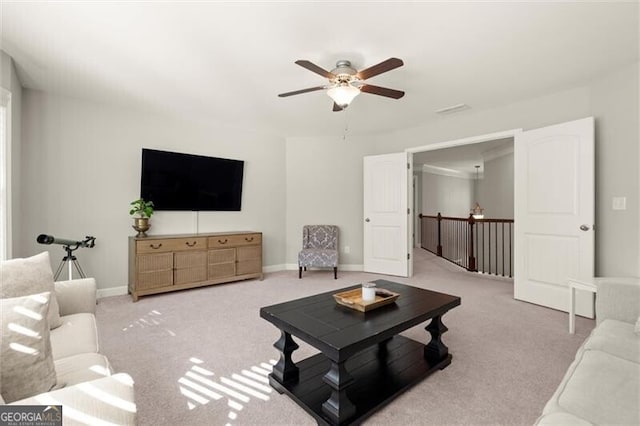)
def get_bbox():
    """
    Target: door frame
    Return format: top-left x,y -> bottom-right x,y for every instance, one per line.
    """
405,128 -> 523,276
